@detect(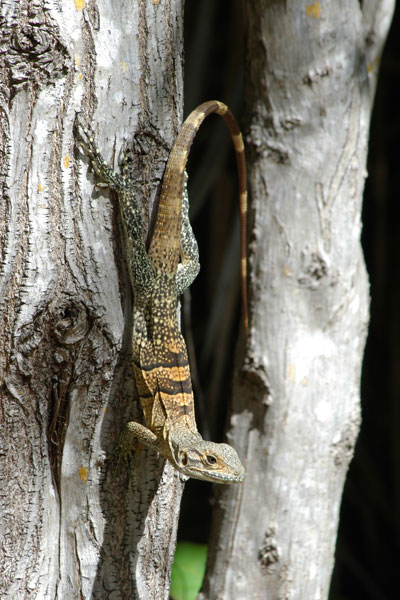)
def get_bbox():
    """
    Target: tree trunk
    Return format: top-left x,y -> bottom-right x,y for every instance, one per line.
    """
0,1 -> 186,598
200,1 -> 394,599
